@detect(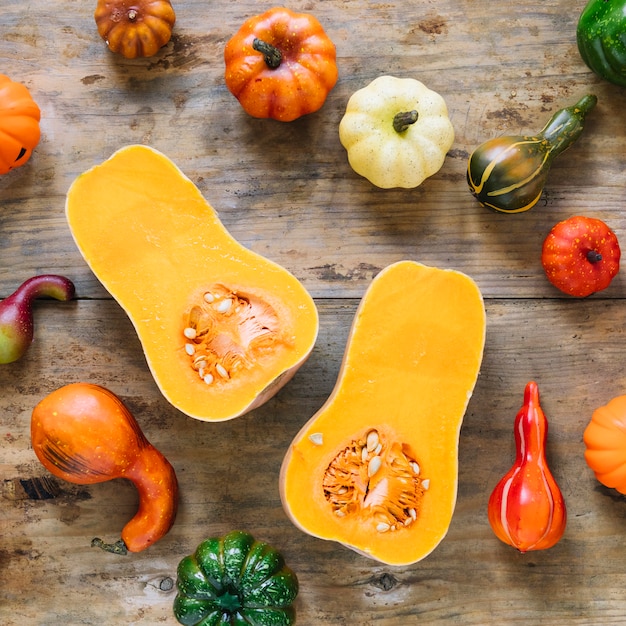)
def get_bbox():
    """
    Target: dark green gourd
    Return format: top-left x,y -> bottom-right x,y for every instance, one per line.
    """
467,94 -> 597,213
173,530 -> 299,626
577,0 -> 626,87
